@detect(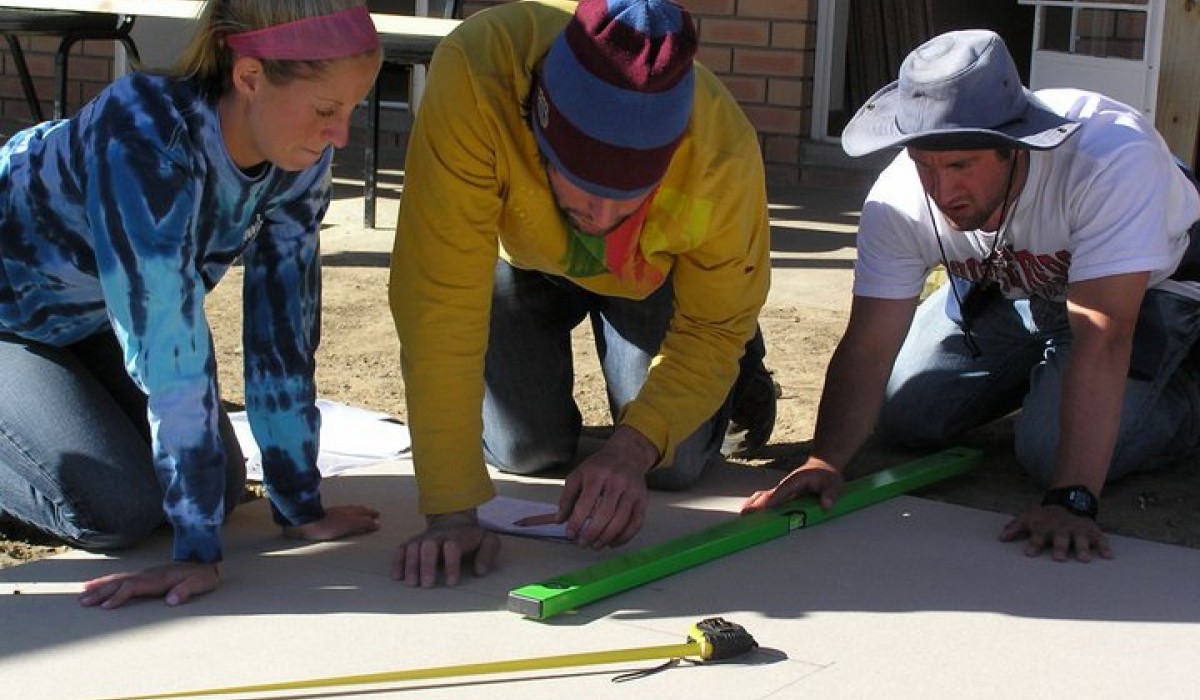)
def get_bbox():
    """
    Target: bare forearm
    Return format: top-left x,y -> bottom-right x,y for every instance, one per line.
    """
1052,274 -> 1146,495
1051,342 -> 1131,494
809,343 -> 893,470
